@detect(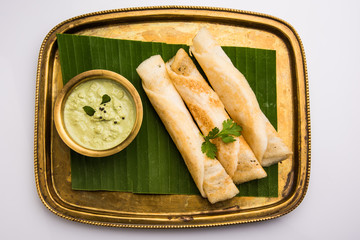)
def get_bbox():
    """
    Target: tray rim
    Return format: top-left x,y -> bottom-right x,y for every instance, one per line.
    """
34,5 -> 311,228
